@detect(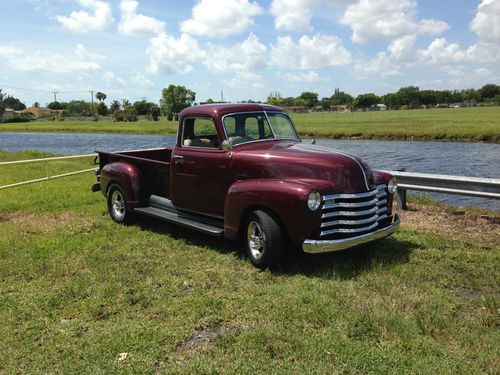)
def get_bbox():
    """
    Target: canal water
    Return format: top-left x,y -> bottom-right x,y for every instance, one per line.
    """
1,132 -> 498,210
